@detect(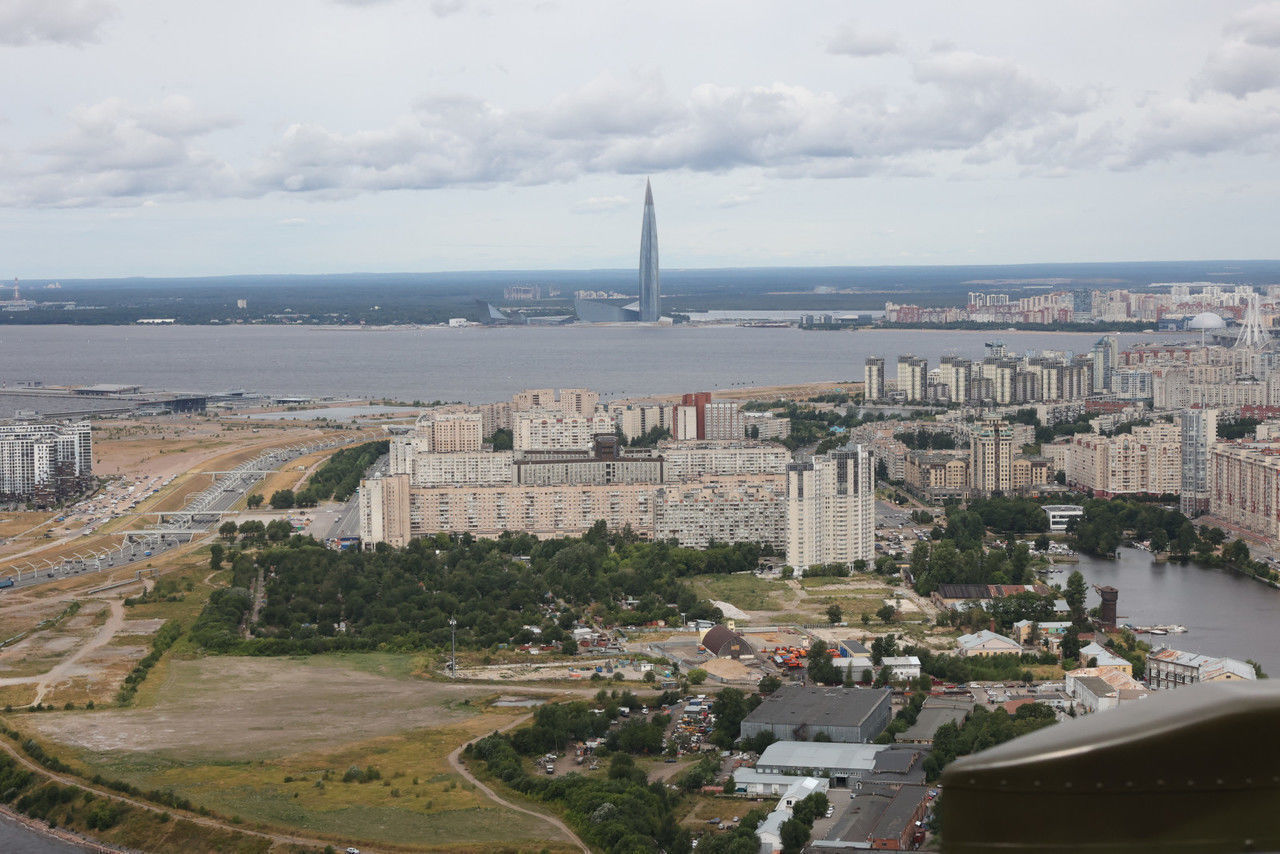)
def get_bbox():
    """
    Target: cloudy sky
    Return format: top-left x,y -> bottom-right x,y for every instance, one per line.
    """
2,0 -> 1280,277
